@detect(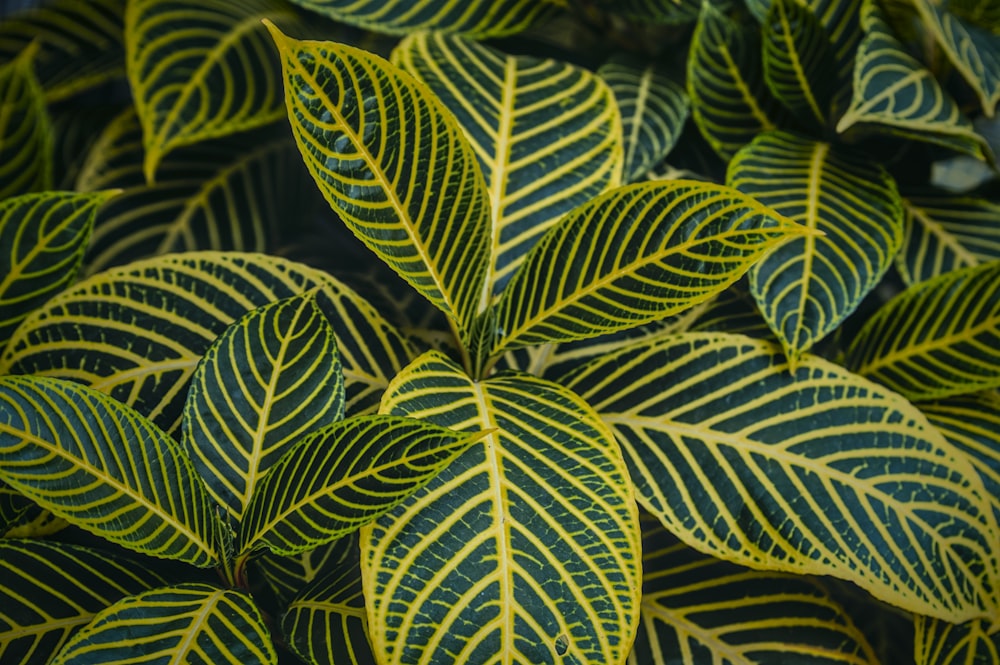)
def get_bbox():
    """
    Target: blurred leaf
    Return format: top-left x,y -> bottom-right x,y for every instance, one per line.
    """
0,43 -> 51,199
